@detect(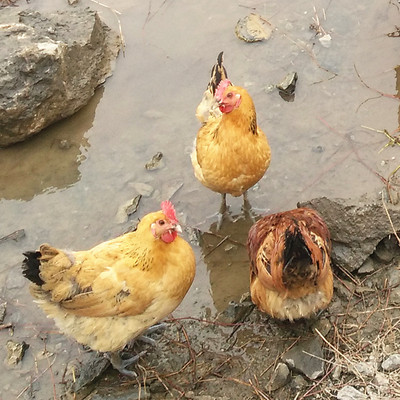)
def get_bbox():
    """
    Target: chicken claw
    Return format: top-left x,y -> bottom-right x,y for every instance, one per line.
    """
106,350 -> 147,377
138,322 -> 168,346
